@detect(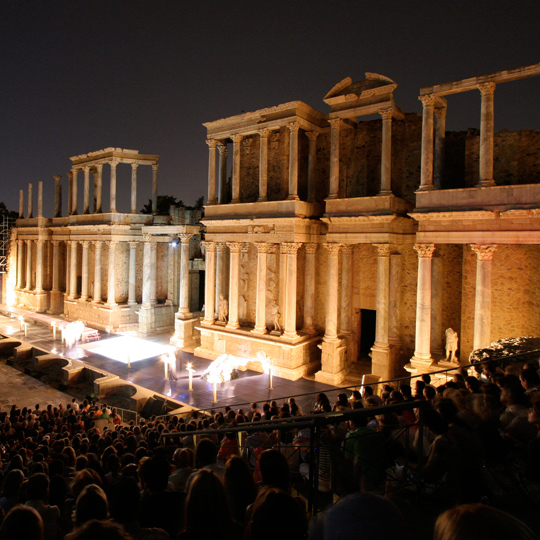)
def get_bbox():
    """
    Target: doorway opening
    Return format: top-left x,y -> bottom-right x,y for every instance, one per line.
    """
360,309 -> 376,357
